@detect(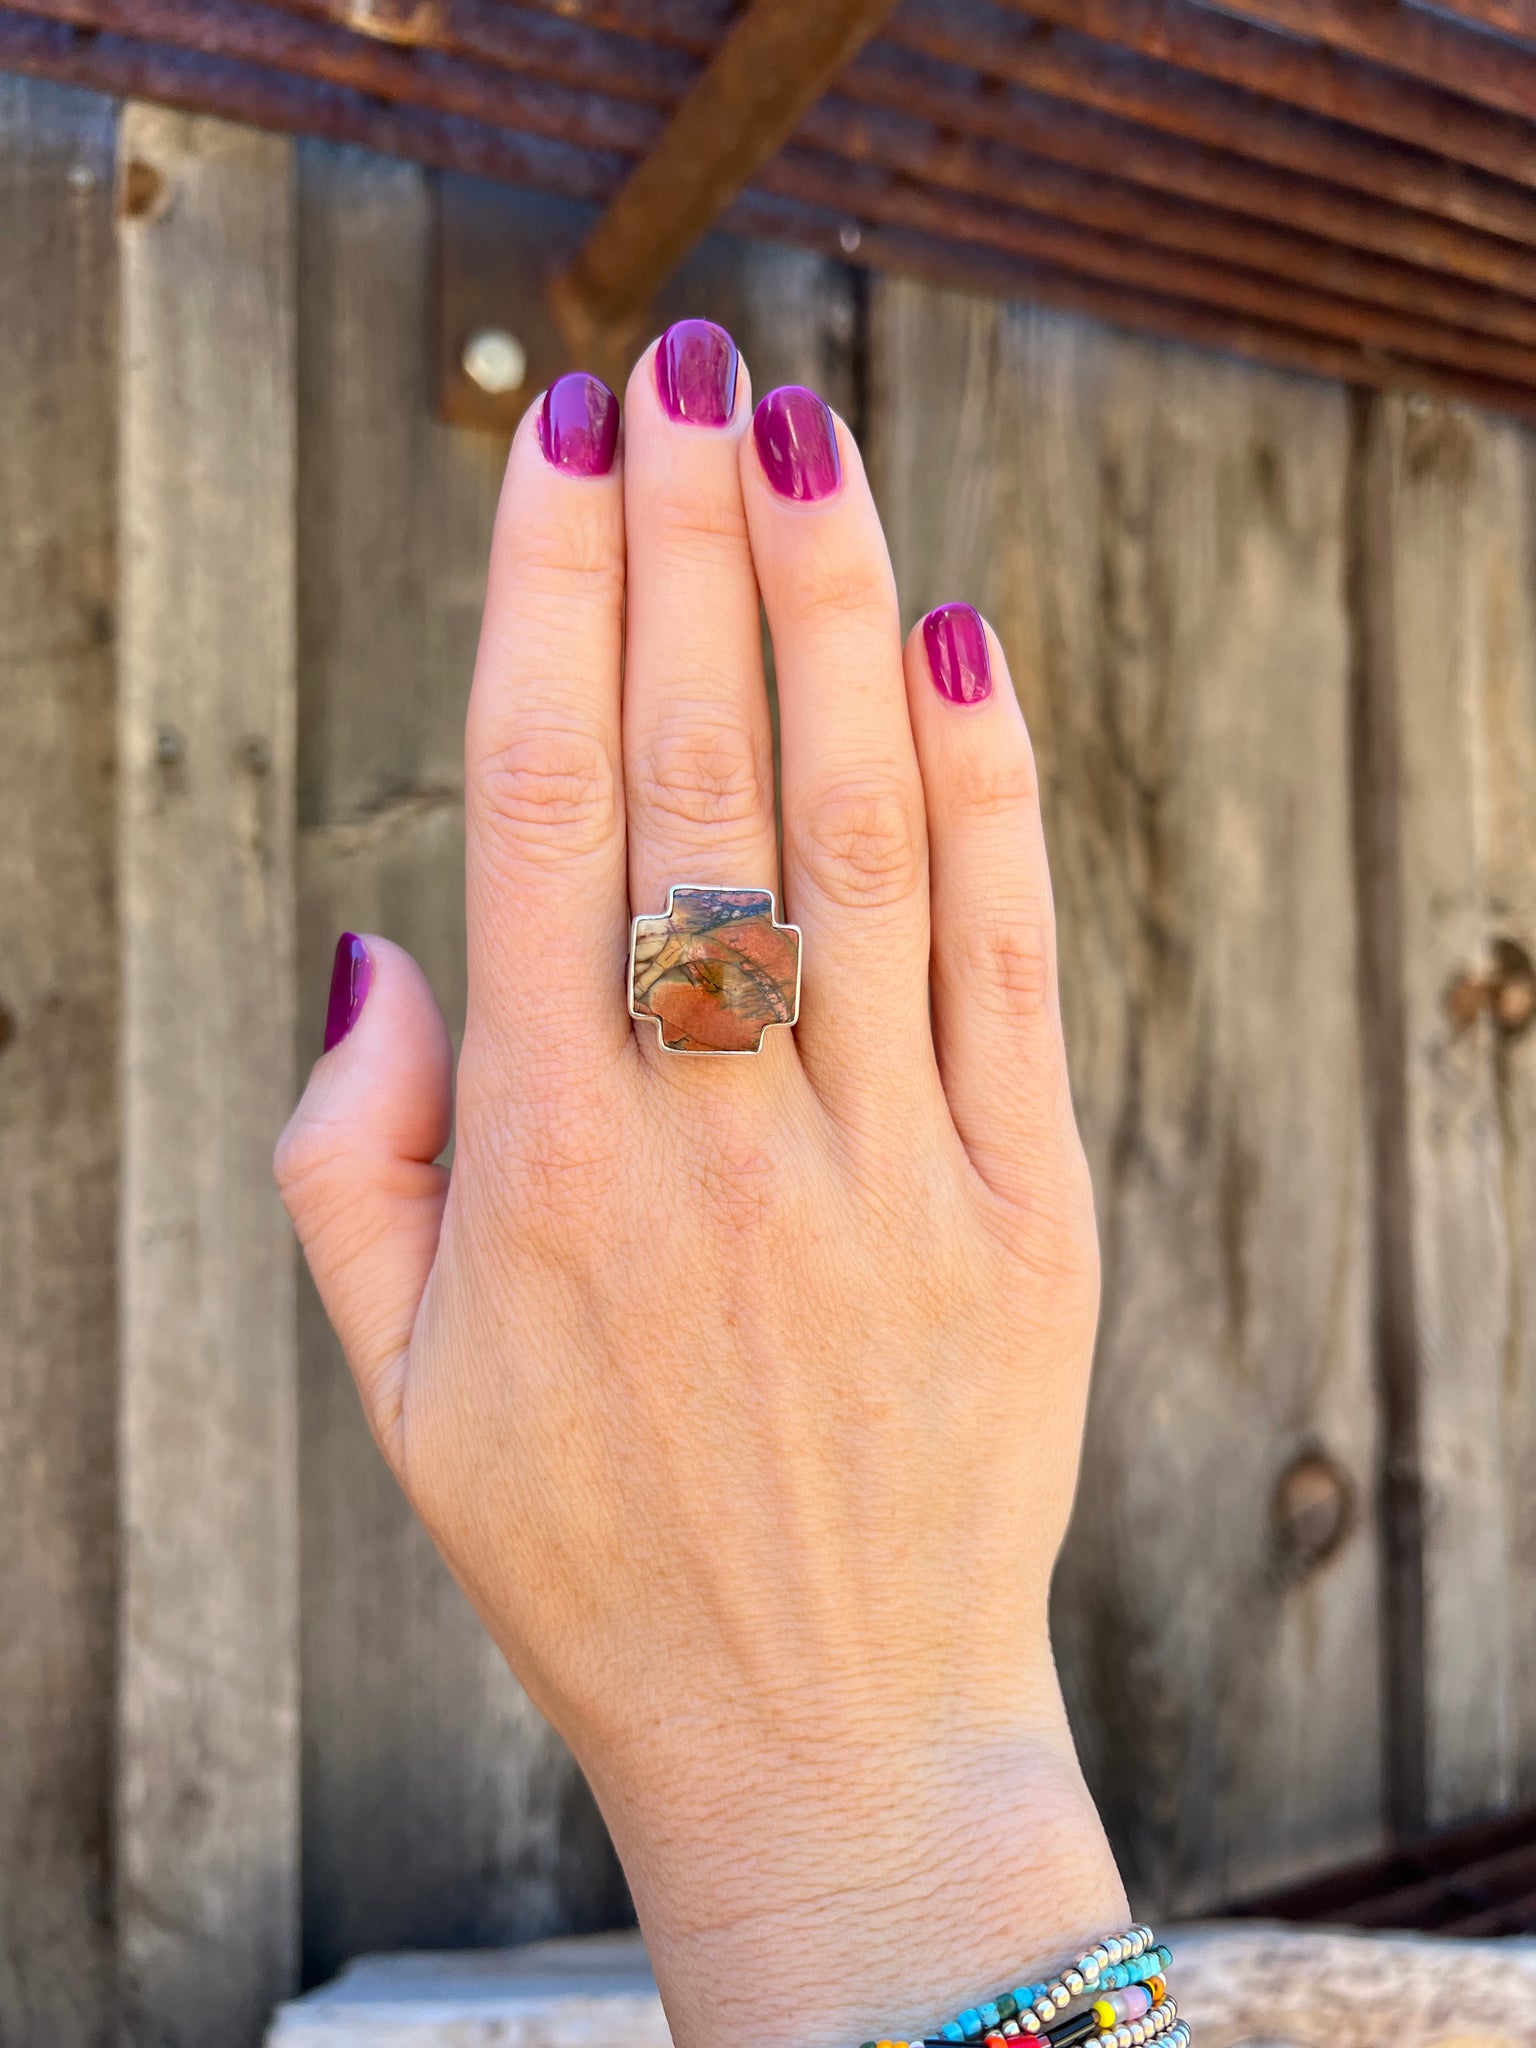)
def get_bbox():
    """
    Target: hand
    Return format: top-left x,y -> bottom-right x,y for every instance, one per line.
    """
277,324 -> 1125,2048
